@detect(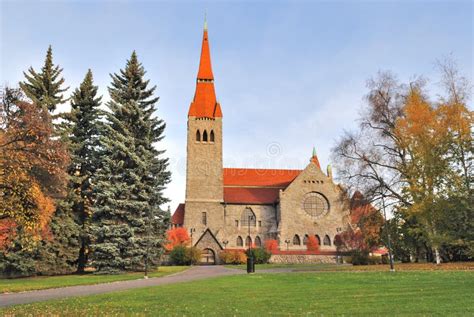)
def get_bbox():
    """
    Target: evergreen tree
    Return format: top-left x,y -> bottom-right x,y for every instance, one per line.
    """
20,45 -> 68,112
66,70 -> 102,272
91,52 -> 170,274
